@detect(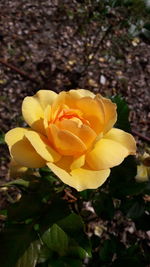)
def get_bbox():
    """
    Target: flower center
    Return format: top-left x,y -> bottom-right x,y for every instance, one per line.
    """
52,107 -> 90,127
